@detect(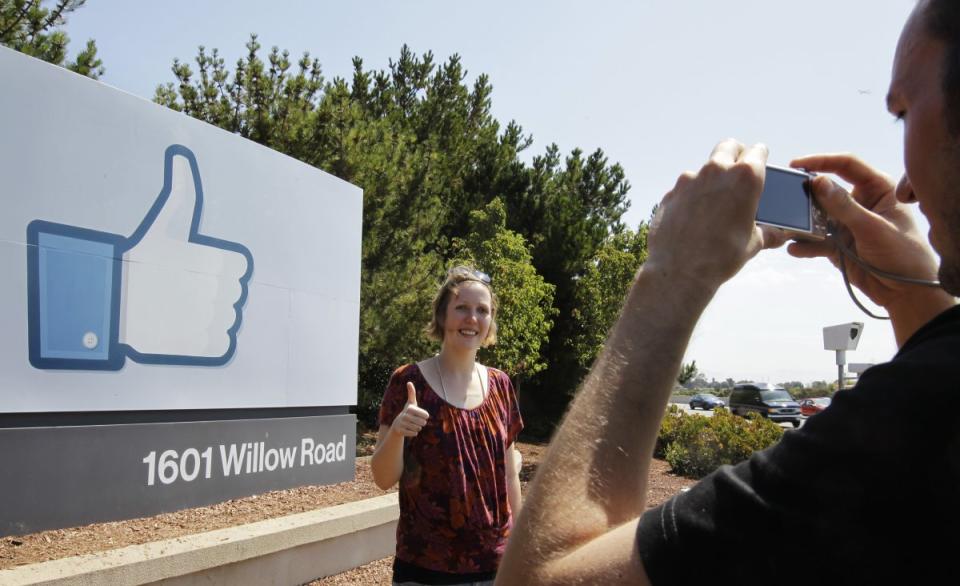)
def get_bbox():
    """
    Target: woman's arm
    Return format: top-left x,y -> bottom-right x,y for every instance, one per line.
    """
505,443 -> 522,517
370,382 -> 429,490
370,424 -> 404,490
